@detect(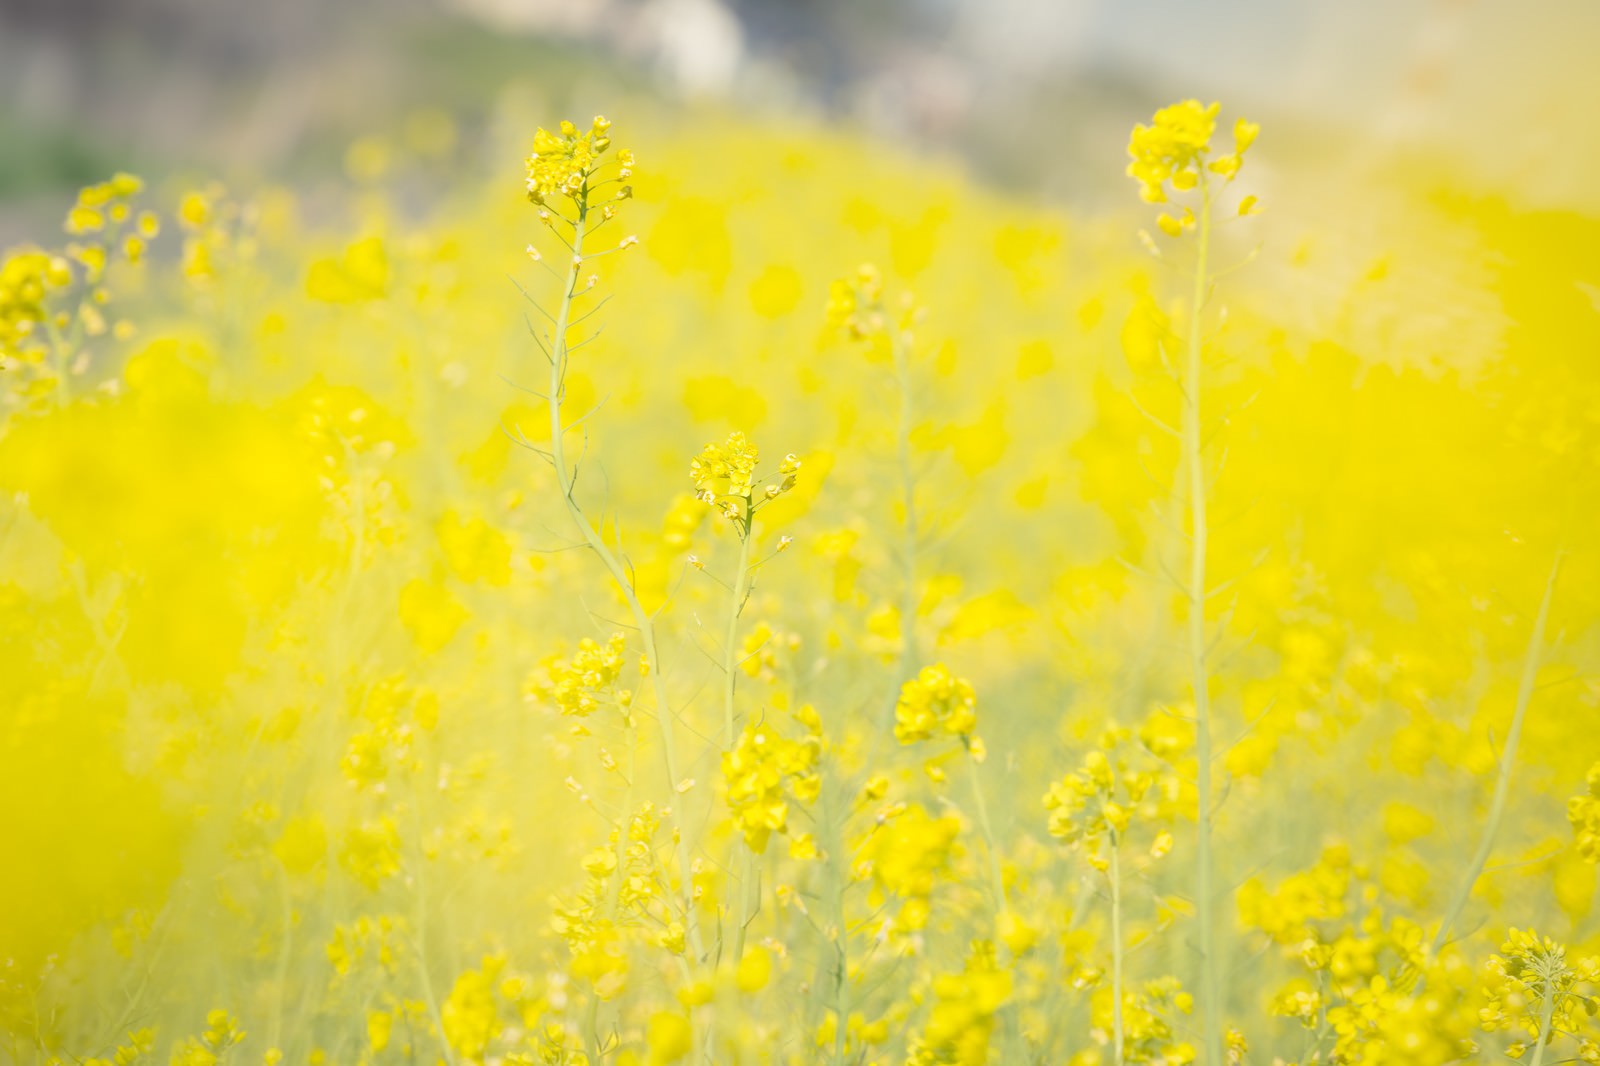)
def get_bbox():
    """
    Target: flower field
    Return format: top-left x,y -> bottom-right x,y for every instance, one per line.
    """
2,85 -> 1599,1066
